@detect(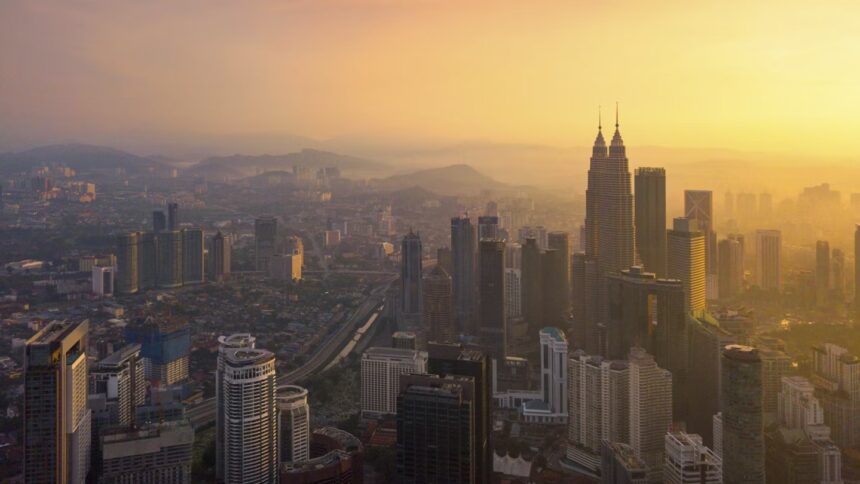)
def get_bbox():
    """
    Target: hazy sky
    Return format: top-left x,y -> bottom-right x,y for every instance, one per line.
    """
1,0 -> 859,156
